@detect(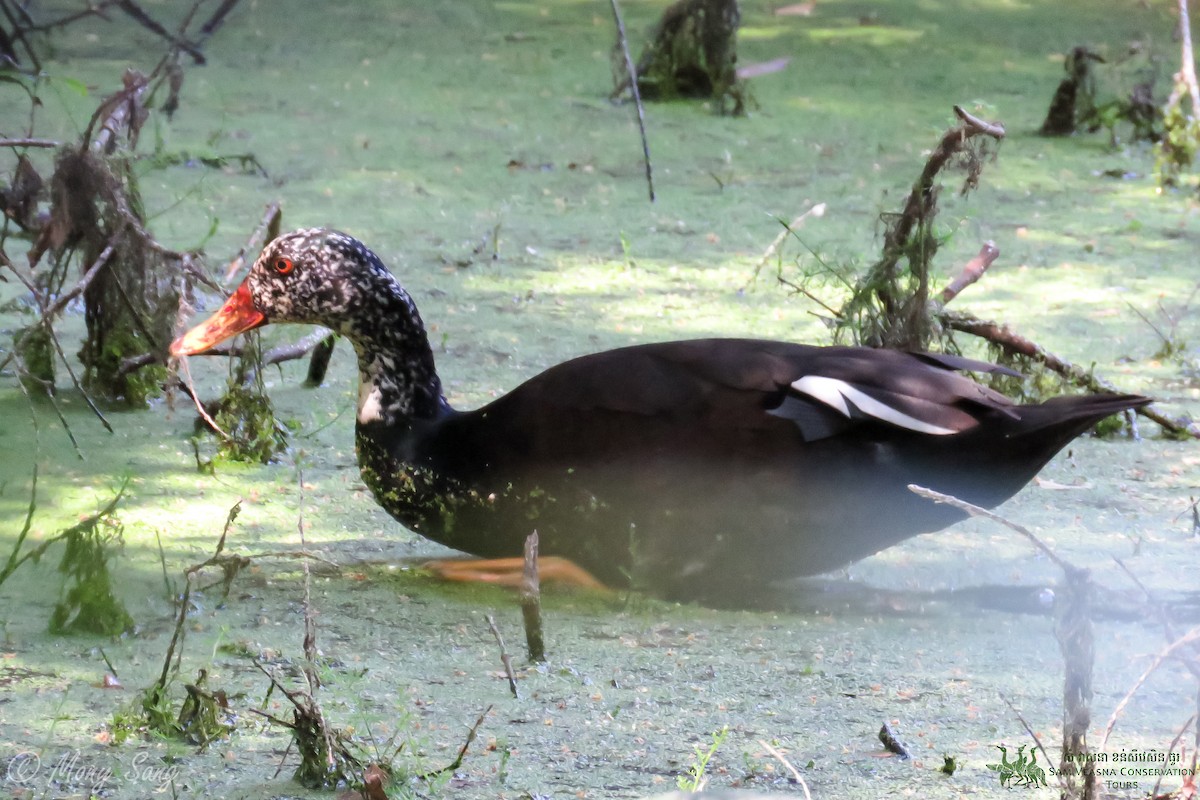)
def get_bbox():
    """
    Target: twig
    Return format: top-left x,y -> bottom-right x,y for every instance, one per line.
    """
907,484 -> 1076,573
911,484 -> 1097,797
154,530 -> 173,599
884,106 -> 1005,278
1056,563 -> 1096,799
121,327 -> 334,379
118,351 -> 164,377
198,0 -> 243,38
114,0 -> 206,64
608,0 -> 655,202
1100,628 -> 1200,752
0,235 -> 120,375
97,647 -> 119,679
953,104 -> 1007,138
521,531 -> 546,663
15,363 -> 85,457
249,660 -> 309,723
0,462 -> 38,588
242,549 -> 339,567
0,477 -> 127,588
304,334 -> 336,387
40,394 -> 85,453
0,137 -> 61,148
999,694 -> 1059,787
777,274 -> 844,321
106,268 -> 164,353
838,105 -> 1005,349
255,328 -> 334,383
226,202 -> 282,282
86,70 -> 151,153
1126,301 -> 1175,351
419,706 -> 493,779
1150,713 -> 1198,800
155,537 -> 199,692
186,502 -> 246,575
486,614 -> 519,699
752,203 -> 827,278
15,1 -> 120,34
1113,557 -> 1200,684
41,312 -> 113,436
177,357 -> 232,440
296,463 -> 320,692
248,704 -> 297,730
0,268 -> 72,430
151,501 -> 242,692
938,241 -> 999,304
0,0 -> 42,70
757,739 -> 812,800
938,309 -> 1195,438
